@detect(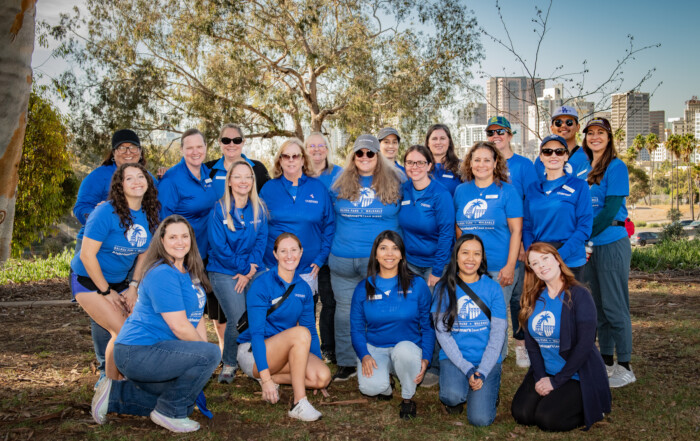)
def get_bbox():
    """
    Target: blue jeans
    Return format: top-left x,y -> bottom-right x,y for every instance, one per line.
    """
509,264 -> 525,341
209,271 -> 251,367
328,254 -> 369,367
111,341 -> 220,419
90,318 -> 110,376
407,262 -> 440,376
357,341 -> 422,400
488,270 -> 515,360
439,358 -> 501,427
